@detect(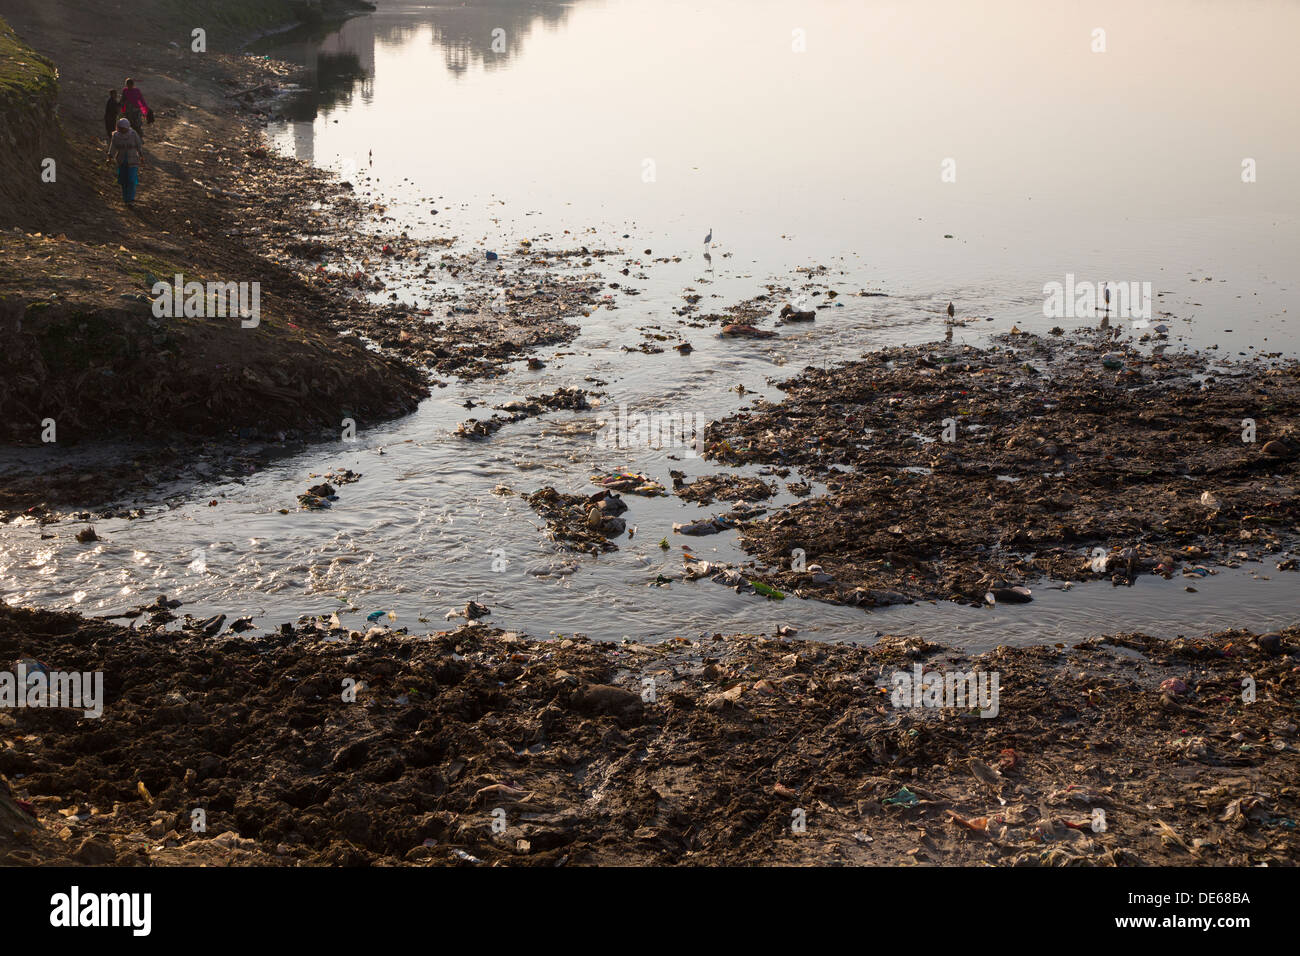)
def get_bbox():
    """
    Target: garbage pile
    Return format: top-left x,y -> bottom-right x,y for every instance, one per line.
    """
700,333 -> 1300,604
